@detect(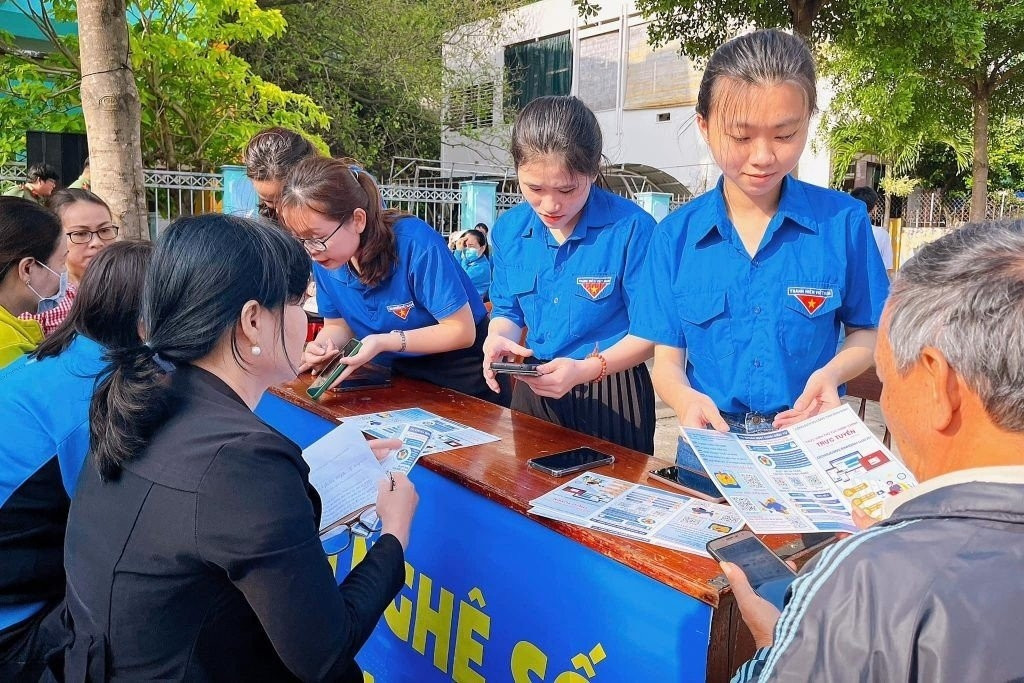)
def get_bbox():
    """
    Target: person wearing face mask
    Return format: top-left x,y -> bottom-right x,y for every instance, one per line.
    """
454,228 -> 491,300
280,156 -> 495,402
19,189 -> 118,335
0,197 -> 67,368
